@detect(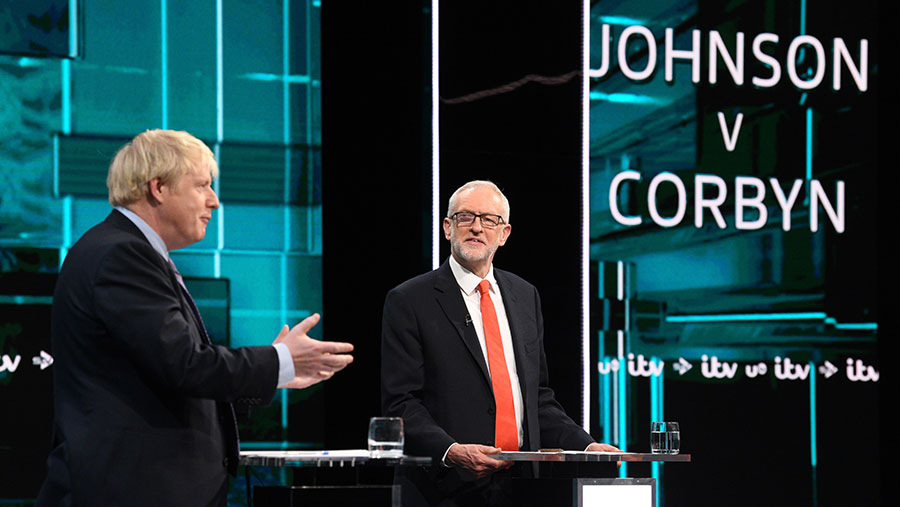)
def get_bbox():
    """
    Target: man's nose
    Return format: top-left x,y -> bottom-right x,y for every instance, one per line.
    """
208,188 -> 220,209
